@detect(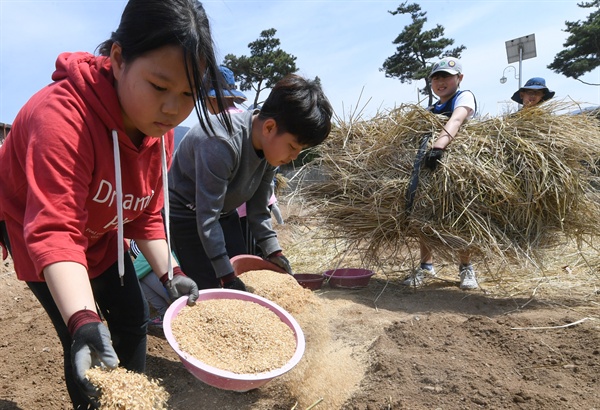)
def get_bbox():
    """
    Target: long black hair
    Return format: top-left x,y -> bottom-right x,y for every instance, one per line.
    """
97,0 -> 232,134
